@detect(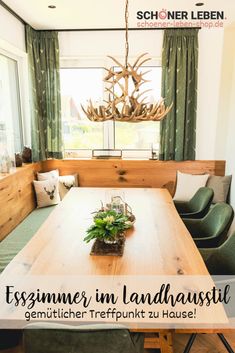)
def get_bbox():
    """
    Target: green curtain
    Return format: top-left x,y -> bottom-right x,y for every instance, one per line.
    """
159,29 -> 199,161
26,25 -> 63,162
